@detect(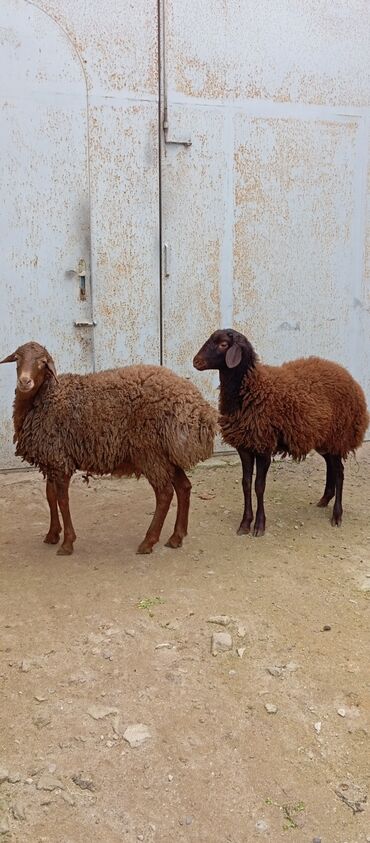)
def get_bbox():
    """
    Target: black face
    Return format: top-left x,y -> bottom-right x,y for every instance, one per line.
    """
193,329 -> 245,371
